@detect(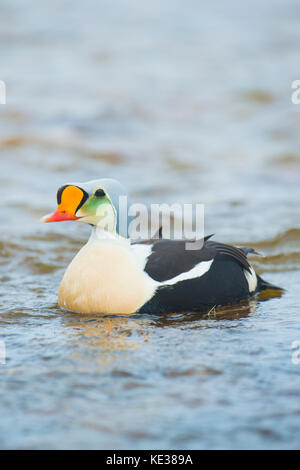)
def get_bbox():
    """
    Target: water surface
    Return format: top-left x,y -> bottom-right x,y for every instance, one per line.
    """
1,0 -> 300,449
